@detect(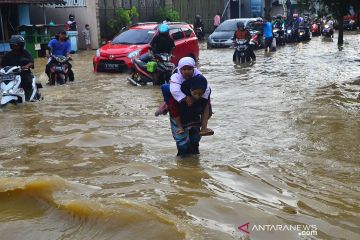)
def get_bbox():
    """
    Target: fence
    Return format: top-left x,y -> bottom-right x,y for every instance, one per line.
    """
172,0 -> 225,33
99,0 -> 166,39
